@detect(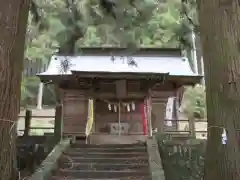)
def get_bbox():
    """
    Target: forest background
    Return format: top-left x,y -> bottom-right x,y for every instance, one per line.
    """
22,0 -> 205,119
